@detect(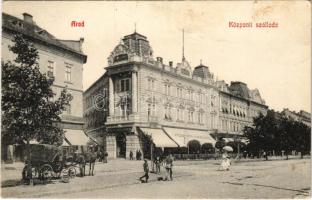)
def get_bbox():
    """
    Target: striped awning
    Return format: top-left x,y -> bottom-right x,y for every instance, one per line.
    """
64,129 -> 90,146
139,127 -> 178,148
163,127 -> 216,147
222,138 -> 235,143
62,139 -> 70,146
